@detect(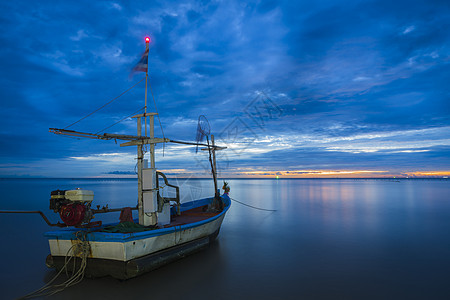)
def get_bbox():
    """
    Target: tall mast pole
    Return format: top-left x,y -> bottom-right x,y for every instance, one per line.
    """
144,39 -> 149,137
144,37 -> 155,168
137,117 -> 144,224
138,37 -> 150,225
211,134 -> 218,198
